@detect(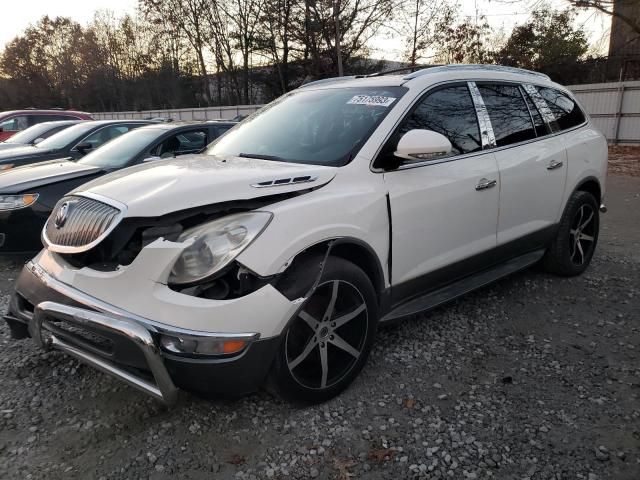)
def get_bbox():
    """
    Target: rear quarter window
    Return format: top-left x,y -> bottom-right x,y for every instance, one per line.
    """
536,87 -> 586,131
